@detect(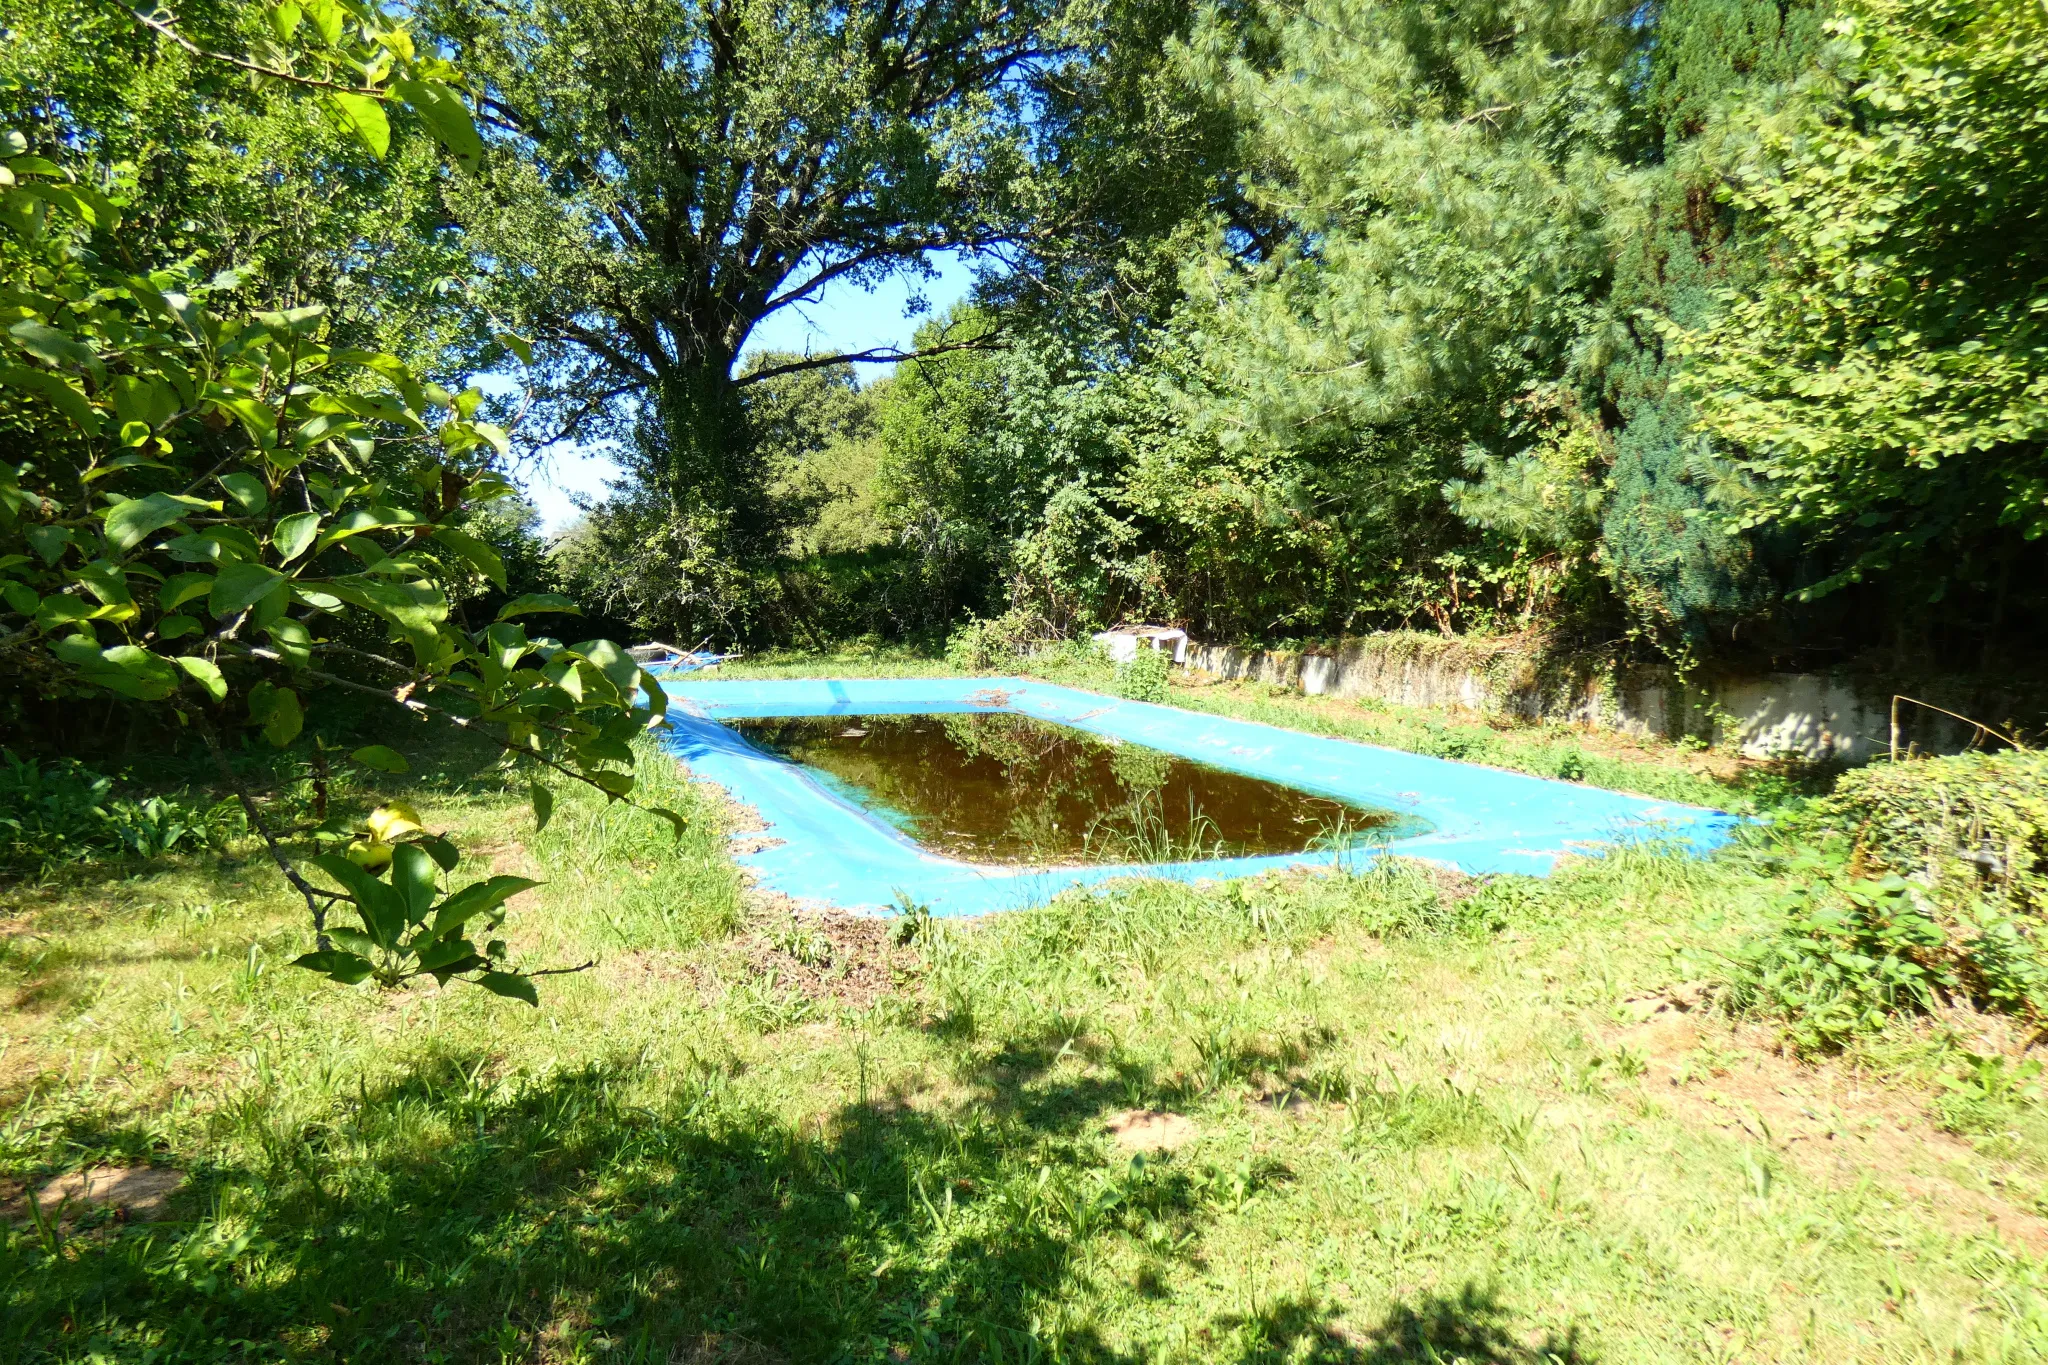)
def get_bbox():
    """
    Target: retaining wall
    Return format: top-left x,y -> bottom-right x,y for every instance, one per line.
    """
1181,635 -> 2027,762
